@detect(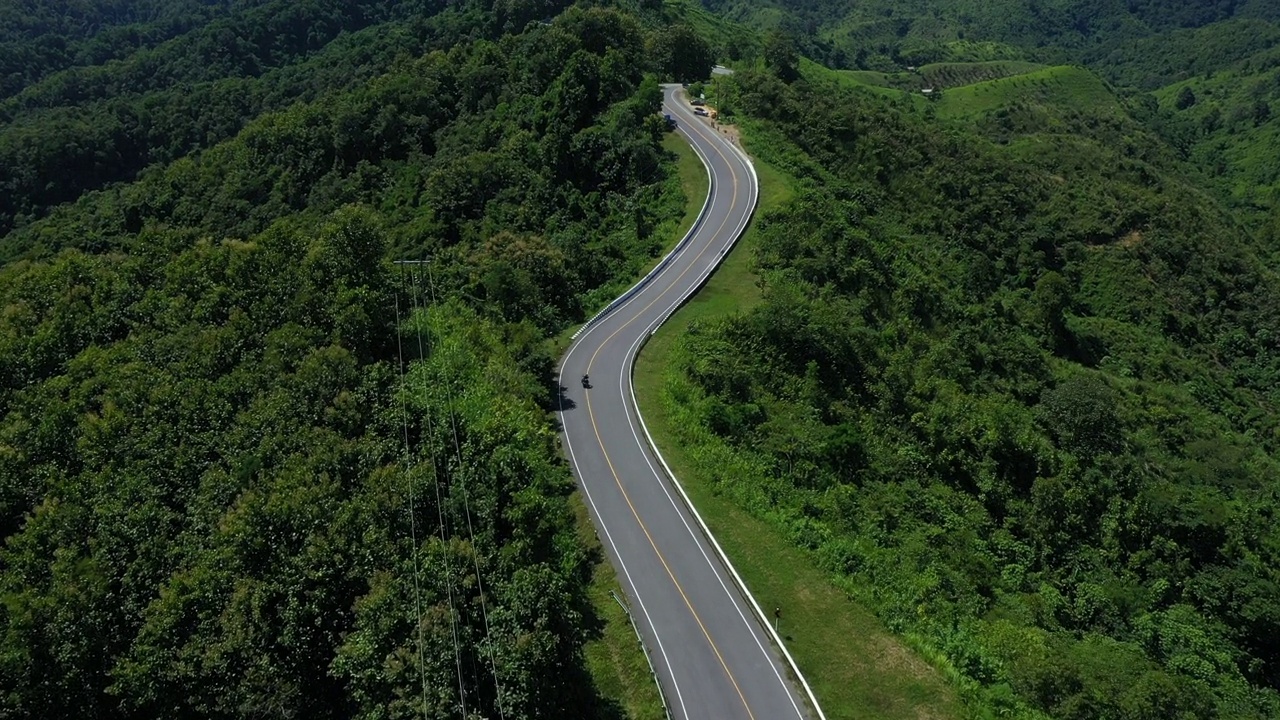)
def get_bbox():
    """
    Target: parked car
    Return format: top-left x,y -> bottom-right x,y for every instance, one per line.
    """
691,98 -> 706,106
